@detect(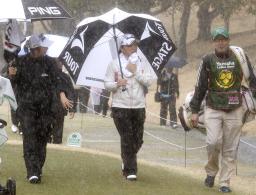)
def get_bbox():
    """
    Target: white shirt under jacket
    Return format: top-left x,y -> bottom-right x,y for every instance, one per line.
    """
104,53 -> 154,109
